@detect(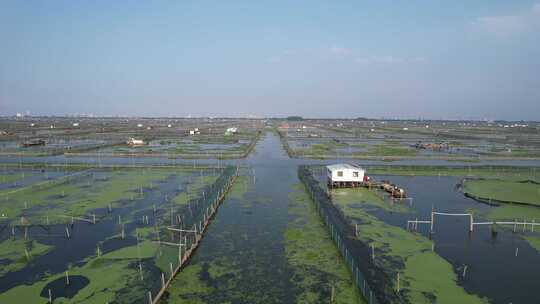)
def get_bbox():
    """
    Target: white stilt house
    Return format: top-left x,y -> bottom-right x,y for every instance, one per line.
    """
327,164 -> 366,188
